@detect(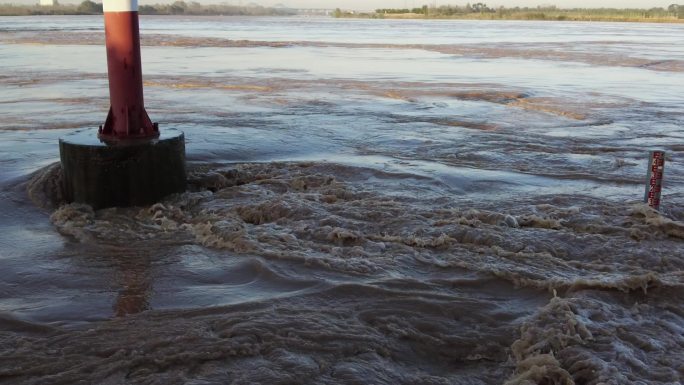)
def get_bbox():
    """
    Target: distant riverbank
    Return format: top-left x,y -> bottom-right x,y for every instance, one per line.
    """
2,3 -> 683,24
0,2 -> 294,16
334,5 -> 684,24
